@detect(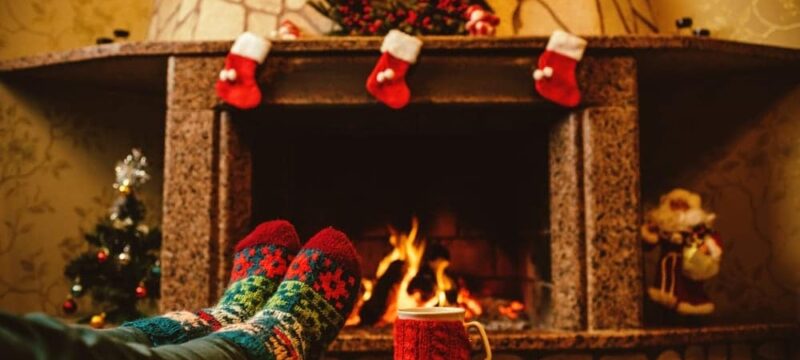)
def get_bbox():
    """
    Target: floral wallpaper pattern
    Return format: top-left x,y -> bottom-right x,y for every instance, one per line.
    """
0,0 -> 158,316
